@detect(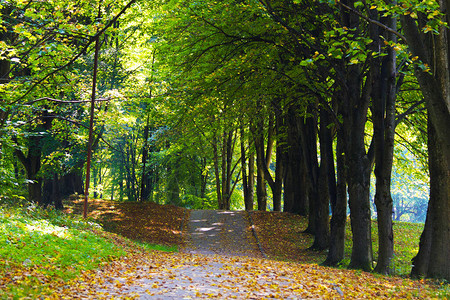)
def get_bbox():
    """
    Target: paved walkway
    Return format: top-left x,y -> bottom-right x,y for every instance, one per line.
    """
182,210 -> 262,257
68,210 -> 282,299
